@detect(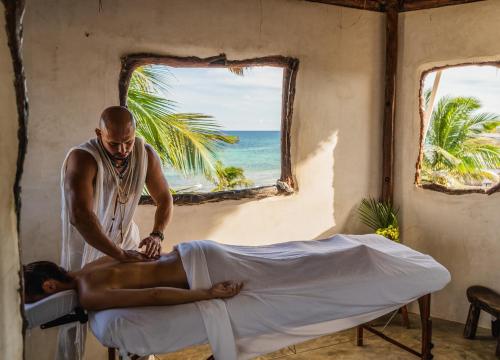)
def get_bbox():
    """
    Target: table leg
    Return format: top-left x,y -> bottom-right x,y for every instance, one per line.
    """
357,326 -> 364,346
400,305 -> 410,328
418,294 -> 433,360
108,347 -> 116,360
